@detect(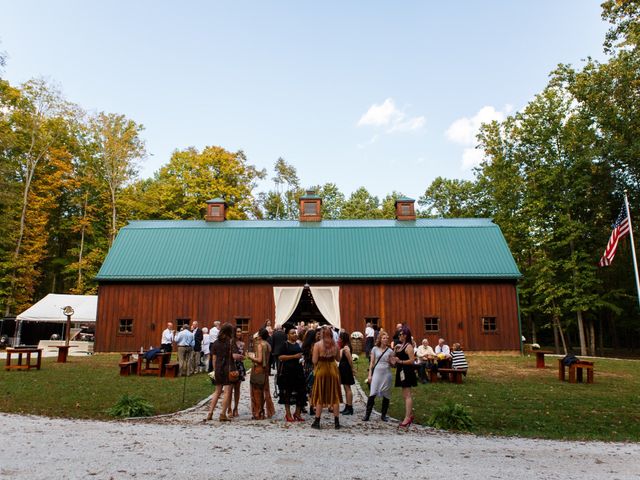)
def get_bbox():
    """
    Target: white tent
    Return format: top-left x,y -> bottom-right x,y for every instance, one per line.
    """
17,294 -> 97,323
